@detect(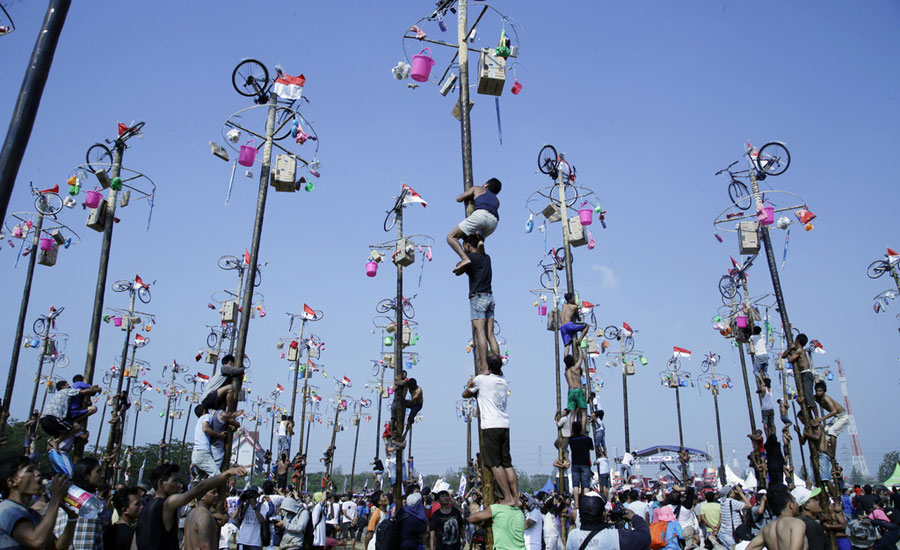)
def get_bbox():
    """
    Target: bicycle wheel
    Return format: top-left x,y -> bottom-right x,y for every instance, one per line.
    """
493,320 -> 501,335
137,286 -> 151,304
207,332 -> 218,348
85,143 -> 113,172
867,260 -> 888,279
273,109 -> 294,141
376,299 -> 393,314
540,270 -> 553,289
728,180 -> 752,210
33,318 -> 46,335
55,354 -> 69,368
402,300 -> 415,319
384,208 -> 398,232
35,193 -> 62,216
118,121 -> 145,144
372,363 -> 381,376
701,359 -> 710,373
603,326 -> 619,340
538,145 -> 558,175
253,268 -> 262,287
718,275 -> 738,299
553,248 -> 568,268
624,336 -> 634,352
666,357 -> 680,371
232,59 -> 269,97
757,142 -> 790,176
112,280 -> 132,292
242,354 -> 251,368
